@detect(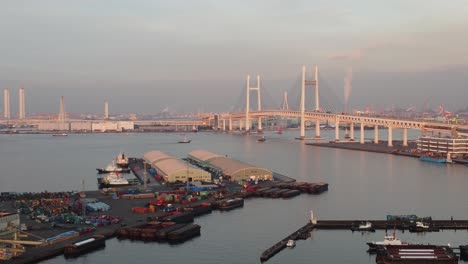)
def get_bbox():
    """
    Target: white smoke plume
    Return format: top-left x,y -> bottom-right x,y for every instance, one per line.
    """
344,67 -> 353,111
